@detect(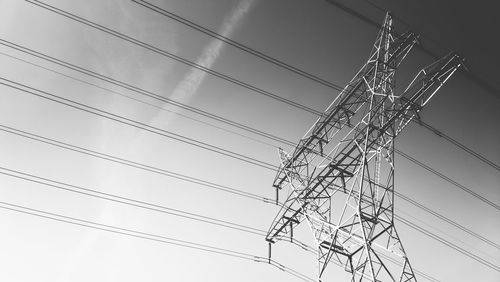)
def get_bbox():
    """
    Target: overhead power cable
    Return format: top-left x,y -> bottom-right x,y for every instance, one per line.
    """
131,0 -> 342,91
1,54 -> 498,249
4,122 -> 498,253
0,201 -> 315,282
395,190 -> 500,250
5,0 -> 494,278
2,11 -> 498,175
2,163 -> 404,280
0,43 -> 496,213
0,77 -> 277,171
1,73 -> 498,245
0,124 -> 272,204
0,166 -> 267,236
396,149 -> 500,211
322,0 -> 500,100
0,164 -> 344,280
25,0 -> 500,172
0,38 -> 290,147
0,152 -> 440,281
395,207 -> 500,263
24,0 -> 496,176
3,0 -> 500,266
397,216 -> 500,272
0,123 -> 497,275
129,0 -> 500,173
25,0 -> 321,116
0,50 -> 277,149
418,121 -> 500,171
